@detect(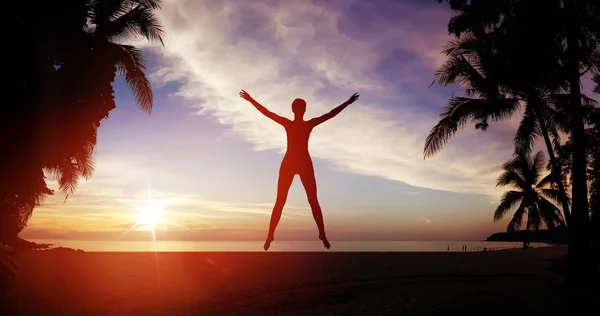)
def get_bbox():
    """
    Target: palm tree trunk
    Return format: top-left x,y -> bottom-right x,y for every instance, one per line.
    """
533,108 -> 571,224
563,0 -> 593,283
592,155 -> 600,269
